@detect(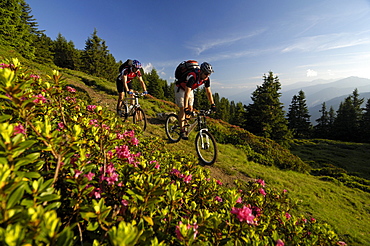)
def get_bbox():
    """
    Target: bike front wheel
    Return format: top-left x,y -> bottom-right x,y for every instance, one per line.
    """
165,114 -> 181,143
195,130 -> 218,165
133,107 -> 147,132
119,102 -> 129,121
